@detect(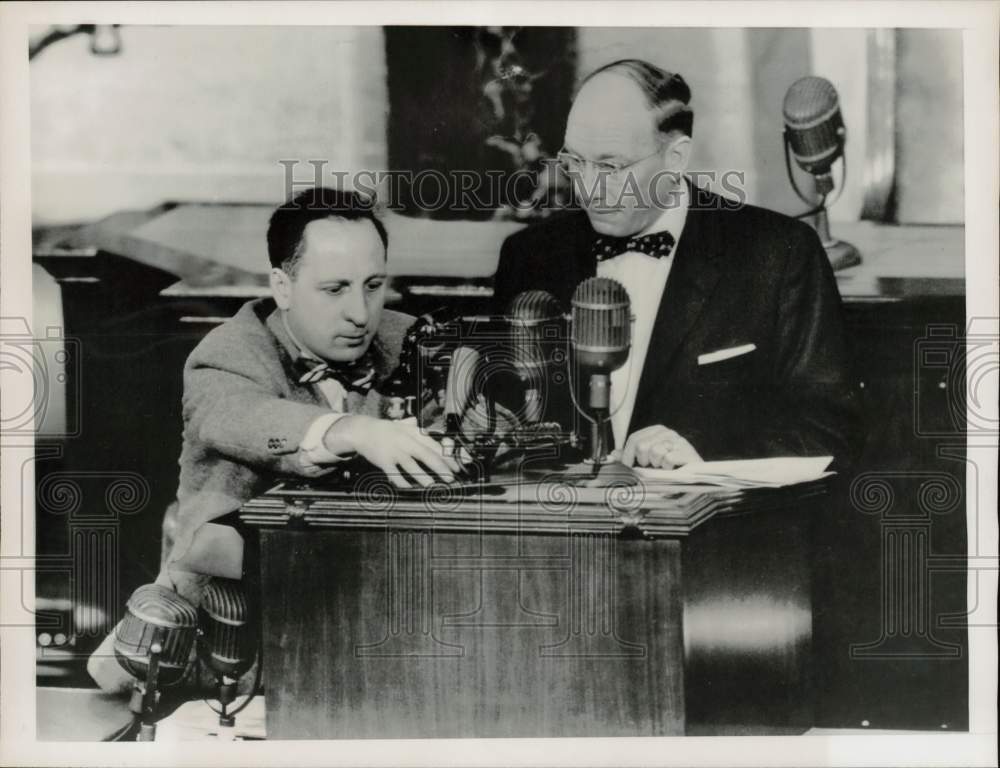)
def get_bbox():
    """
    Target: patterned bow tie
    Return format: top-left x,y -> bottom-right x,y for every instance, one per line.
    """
293,354 -> 377,394
592,230 -> 676,262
